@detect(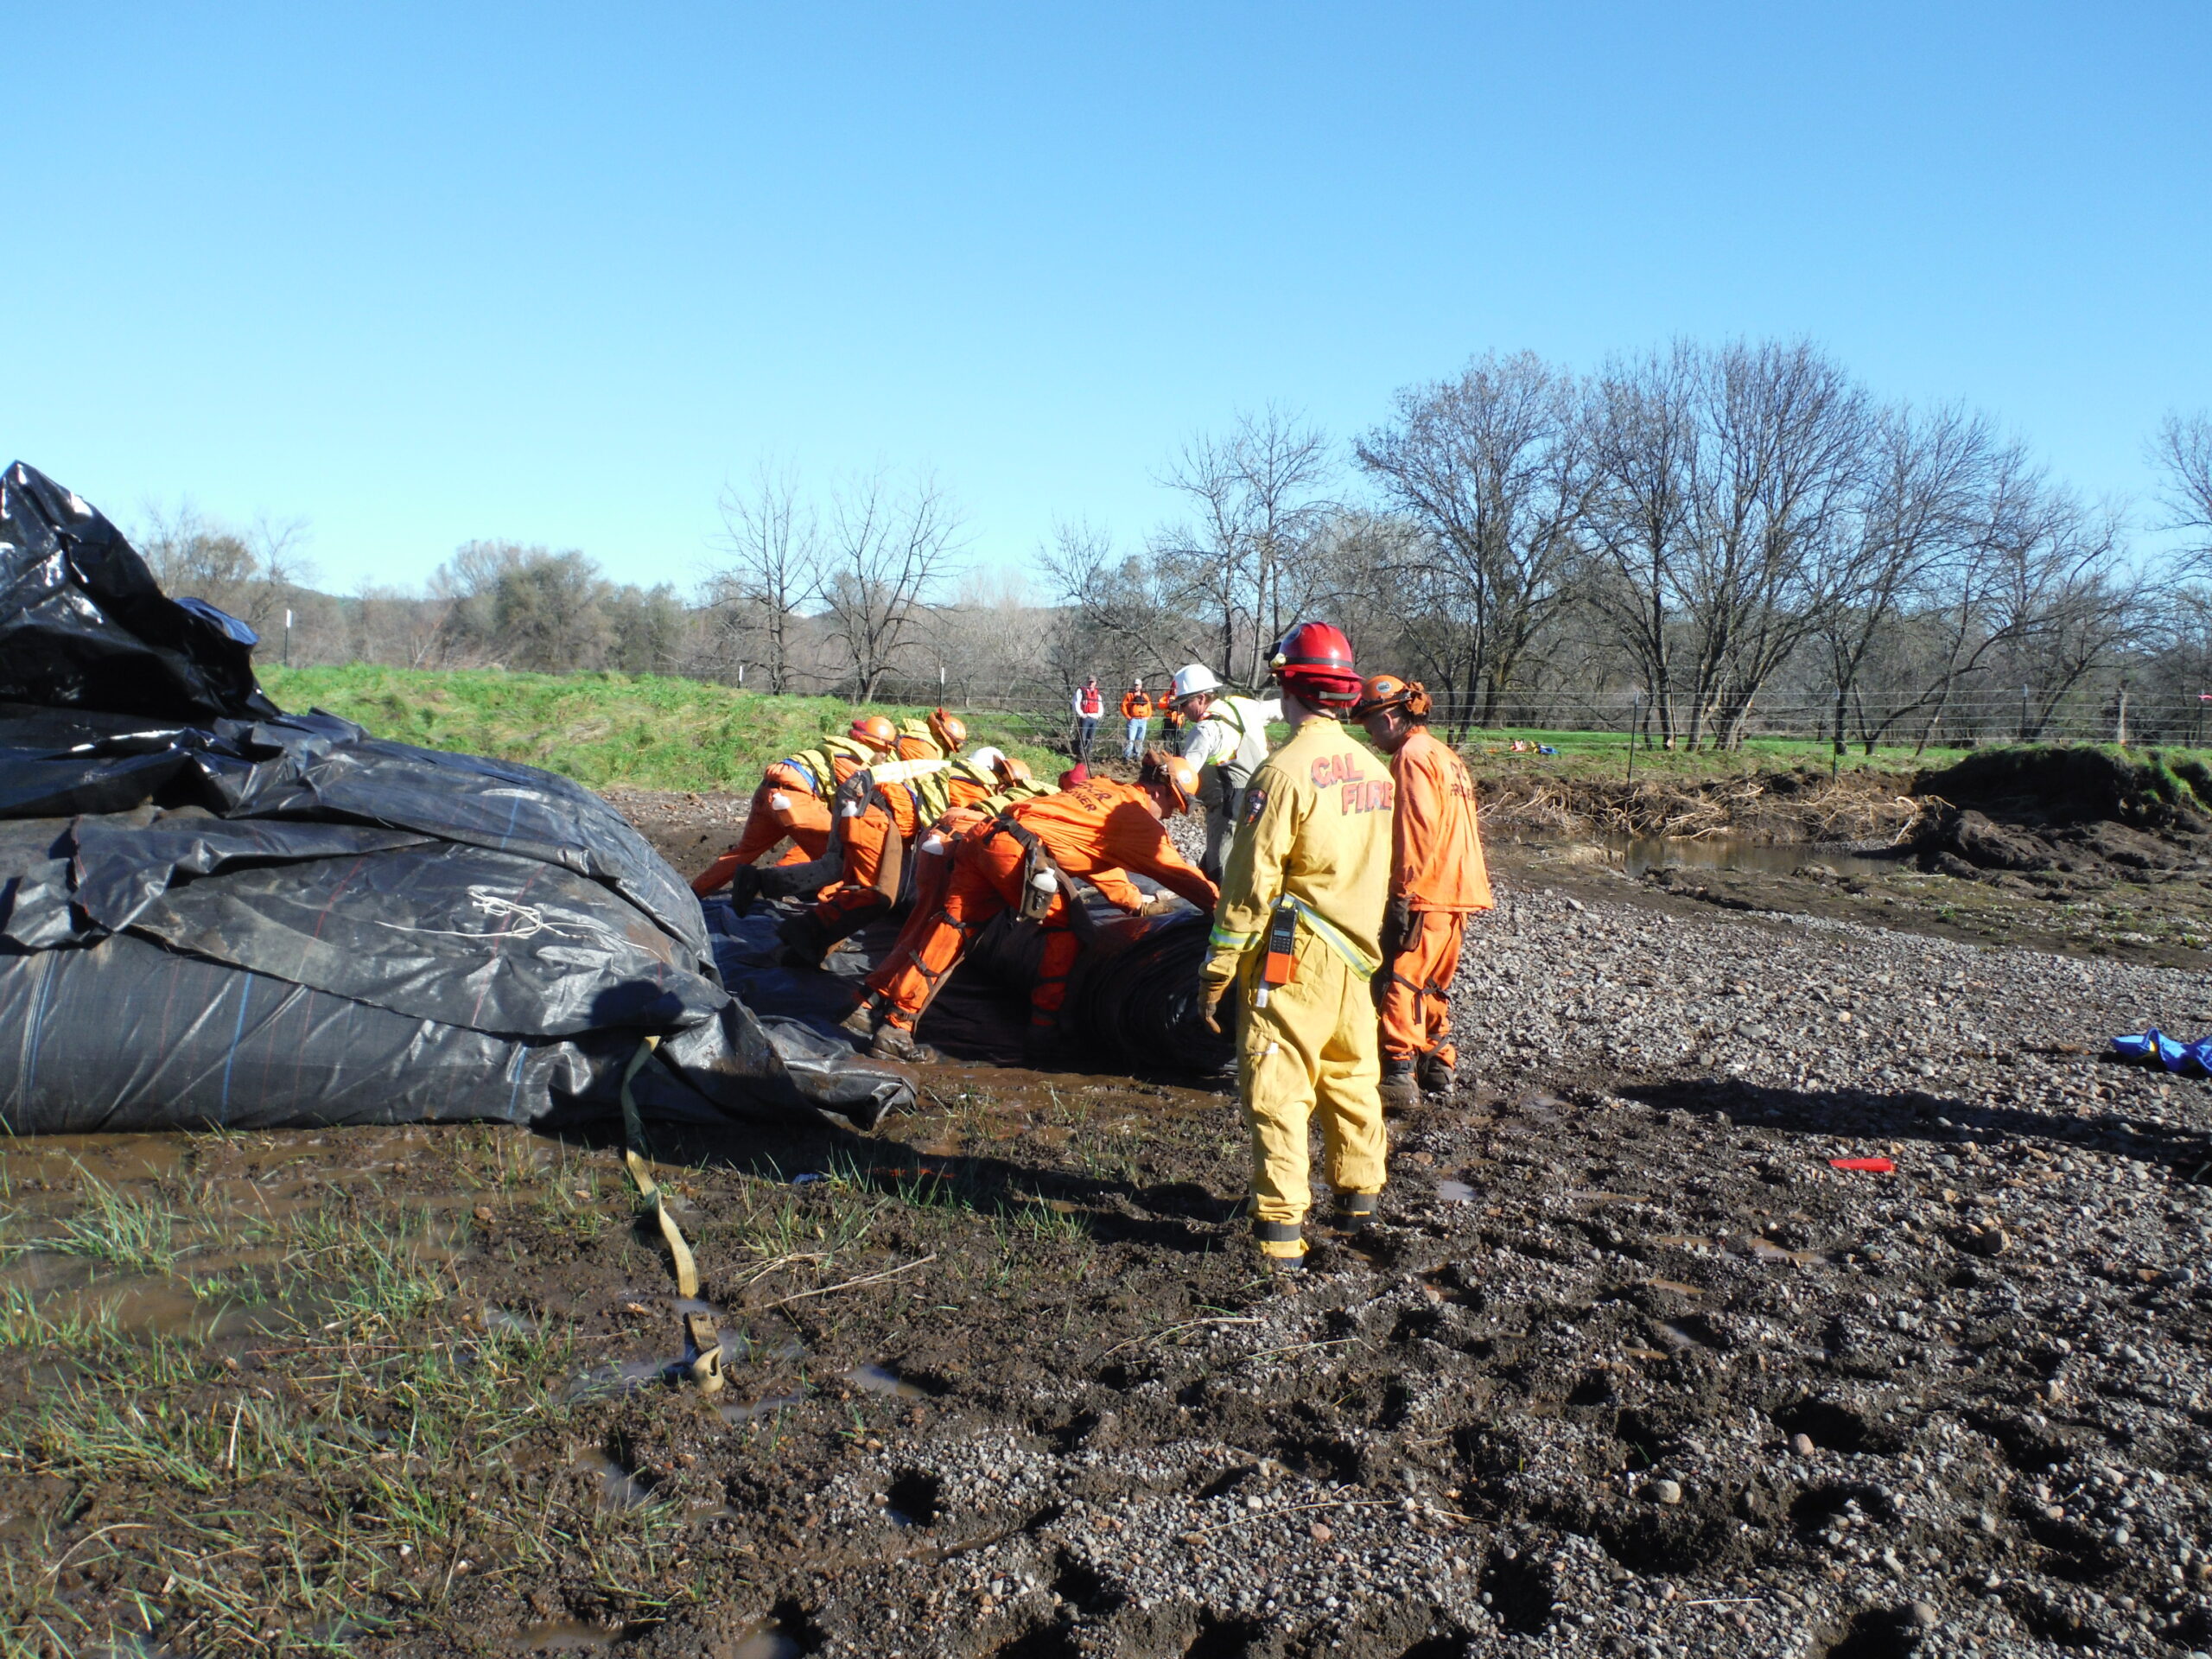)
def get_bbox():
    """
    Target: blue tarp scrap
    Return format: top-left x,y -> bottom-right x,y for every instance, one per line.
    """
2111,1029 -> 2212,1074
